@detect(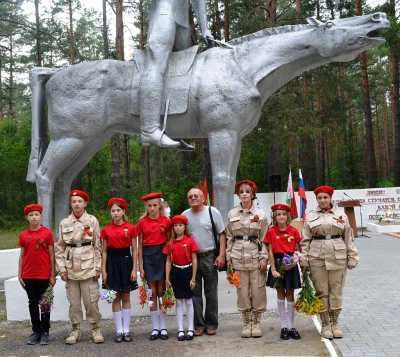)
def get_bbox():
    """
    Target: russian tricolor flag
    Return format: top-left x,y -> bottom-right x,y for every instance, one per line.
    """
298,169 -> 307,222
